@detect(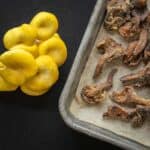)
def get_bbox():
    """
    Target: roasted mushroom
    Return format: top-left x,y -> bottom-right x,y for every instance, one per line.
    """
123,29 -> 148,66
81,68 -> 117,104
118,5 -> 149,41
105,0 -> 148,32
136,105 -> 150,118
119,16 -> 141,41
111,86 -> 150,107
133,29 -> 148,55
132,8 -> 149,22
103,105 -> 146,127
142,12 -> 150,31
123,40 -> 142,66
144,42 -> 150,64
131,0 -> 147,9
103,105 -> 130,121
120,63 -> 150,87
104,0 -> 131,31
94,38 -> 124,78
